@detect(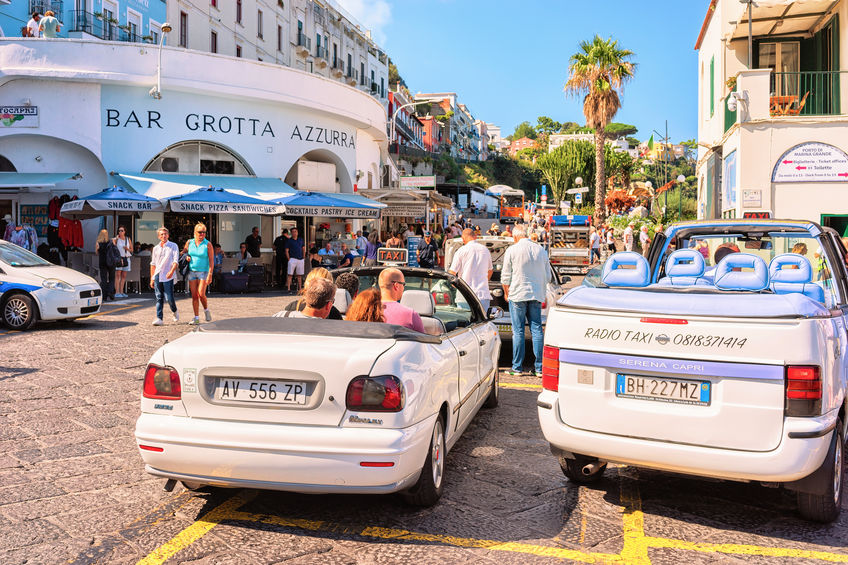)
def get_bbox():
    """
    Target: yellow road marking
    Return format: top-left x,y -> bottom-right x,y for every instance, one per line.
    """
645,537 -> 848,563
79,304 -> 141,319
135,490 -> 257,565
136,469 -> 848,565
499,382 -> 542,390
